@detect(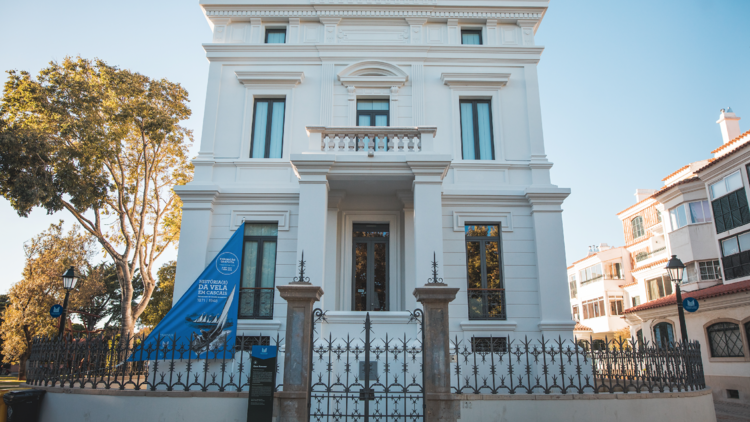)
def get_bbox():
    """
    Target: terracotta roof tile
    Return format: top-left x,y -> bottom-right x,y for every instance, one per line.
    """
652,176 -> 701,198
616,196 -> 656,217
710,129 -> 750,154
624,279 -> 750,313
698,136 -> 750,173
619,281 -> 638,288
630,257 -> 669,273
574,322 -> 593,332
661,165 -> 690,182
